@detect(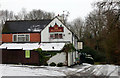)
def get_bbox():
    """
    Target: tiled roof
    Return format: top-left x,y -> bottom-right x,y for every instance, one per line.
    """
2,19 -> 52,33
